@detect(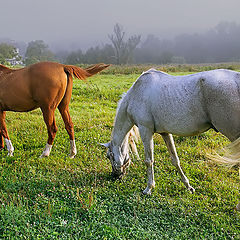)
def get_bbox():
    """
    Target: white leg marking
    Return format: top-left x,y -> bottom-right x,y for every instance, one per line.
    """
4,138 -> 14,156
69,140 -> 77,159
40,143 -> 52,158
